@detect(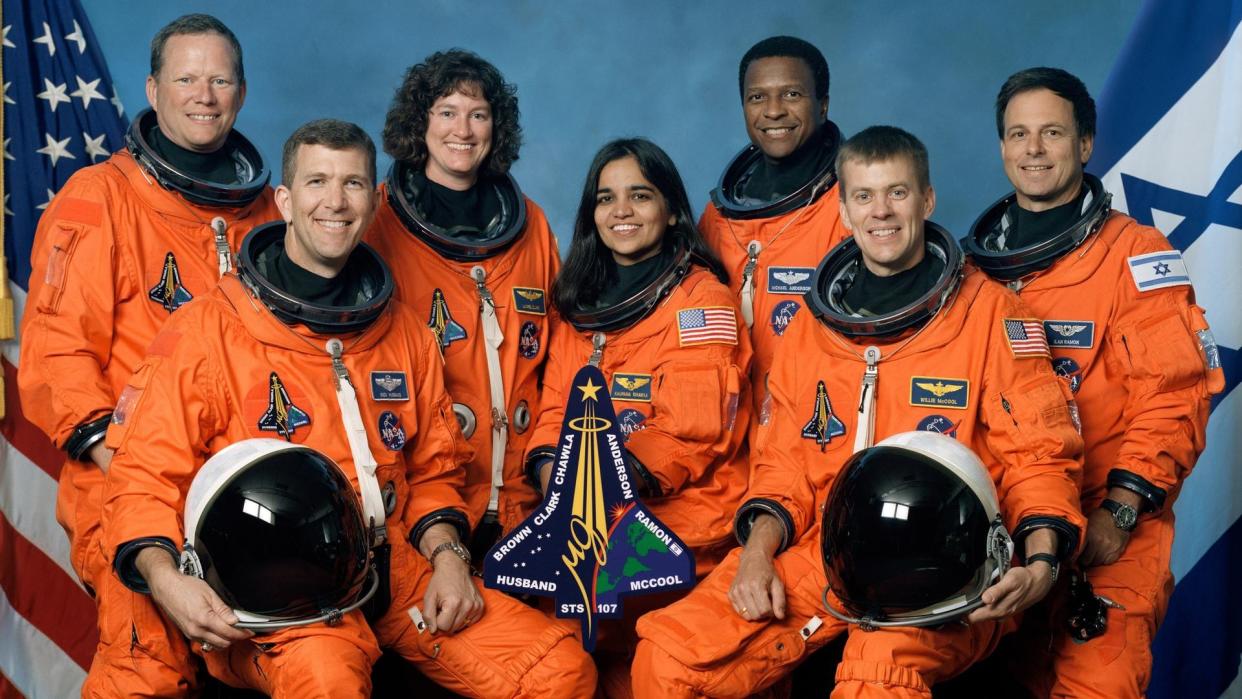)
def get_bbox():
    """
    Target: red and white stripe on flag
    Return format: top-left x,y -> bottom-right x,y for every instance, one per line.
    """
677,306 -> 738,347
1002,318 -> 1051,358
